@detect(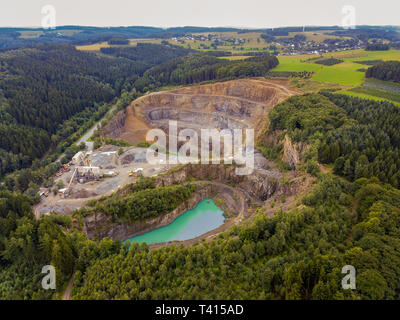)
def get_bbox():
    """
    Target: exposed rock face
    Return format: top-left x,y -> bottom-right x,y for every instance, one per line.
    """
102,109 -> 126,140
282,134 -> 307,169
282,134 -> 300,169
83,162 -> 282,241
155,163 -> 280,201
244,173 -> 279,201
147,108 -> 246,130
104,78 -> 298,145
